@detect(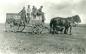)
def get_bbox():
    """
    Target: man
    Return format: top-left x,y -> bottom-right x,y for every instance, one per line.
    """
26,5 -> 31,23
37,6 -> 45,23
19,7 -> 27,23
37,6 -> 43,15
31,6 -> 37,19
